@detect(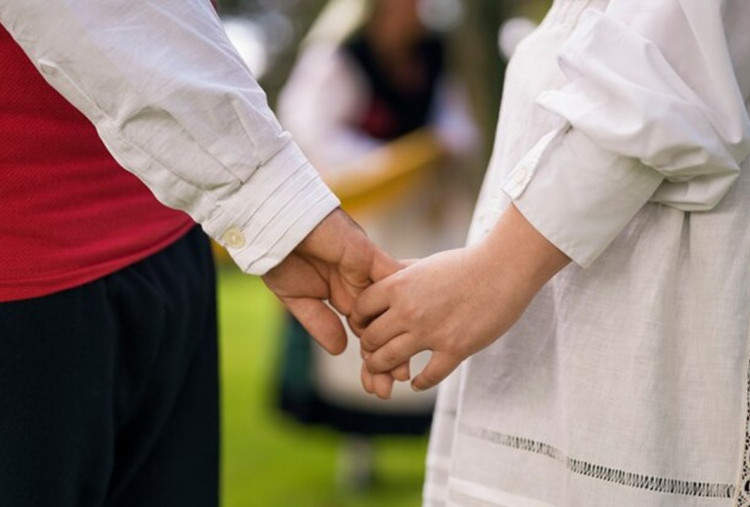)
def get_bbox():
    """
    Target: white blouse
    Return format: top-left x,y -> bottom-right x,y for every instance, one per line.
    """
502,0 -> 750,266
426,1 -> 750,505
0,0 -> 340,275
